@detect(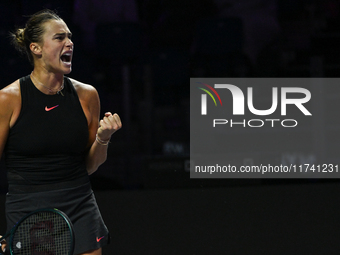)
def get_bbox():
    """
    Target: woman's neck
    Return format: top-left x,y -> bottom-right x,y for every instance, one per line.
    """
30,69 -> 65,95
